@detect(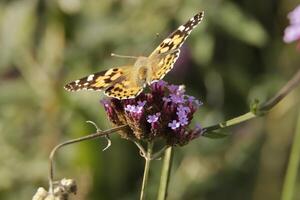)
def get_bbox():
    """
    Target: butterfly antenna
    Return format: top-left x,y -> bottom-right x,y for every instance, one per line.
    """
110,53 -> 138,59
